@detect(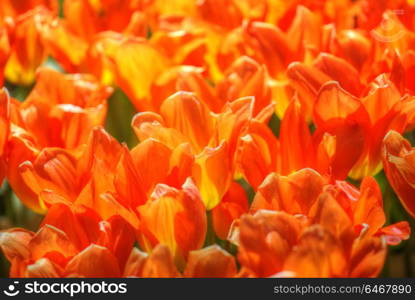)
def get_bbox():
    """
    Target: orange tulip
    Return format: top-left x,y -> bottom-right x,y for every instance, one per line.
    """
149,14 -> 225,80
287,53 -> 365,118
132,92 -> 235,209
217,5 -> 326,78
237,97 -> 328,186
17,127 -> 121,208
313,81 -> 371,179
7,68 -> 111,212
251,169 -> 409,243
16,125 -> 148,232
250,168 -> 325,215
42,8 -> 151,75
137,178 -> 207,268
148,56 -> 273,115
197,0 -> 244,30
133,92 -> 275,208
124,243 -> 237,278
235,210 -> 342,277
237,70 -> 415,187
3,4 -> 86,75
288,47 -> 415,118
128,139 -> 193,196
36,12 -> 89,73
86,31 -> 174,105
101,35 -> 169,111
0,202 -> 135,277
326,28 -> 372,71
237,93 -> 367,186
149,65 -> 221,113
85,31 -> 125,85
312,78 -> 414,179
233,169 -> 409,277
4,7 -> 49,85
192,141 -> 232,210
216,56 -> 272,115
